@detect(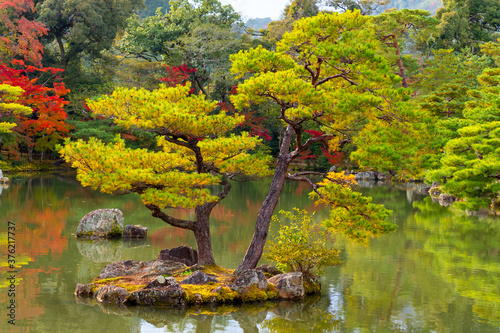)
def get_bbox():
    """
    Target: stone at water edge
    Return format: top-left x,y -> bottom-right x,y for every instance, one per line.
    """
0,169 -> 3,179
94,285 -> 129,304
268,272 -> 304,300
231,269 -> 268,293
123,225 -> 148,238
76,208 -> 124,238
